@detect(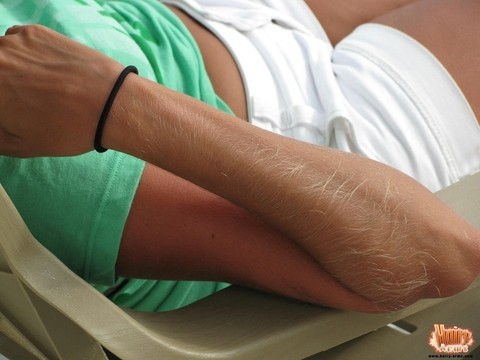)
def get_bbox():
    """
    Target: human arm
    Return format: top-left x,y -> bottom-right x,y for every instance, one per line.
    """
0,25 -> 478,312
119,163 -> 377,312
106,71 -> 480,311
